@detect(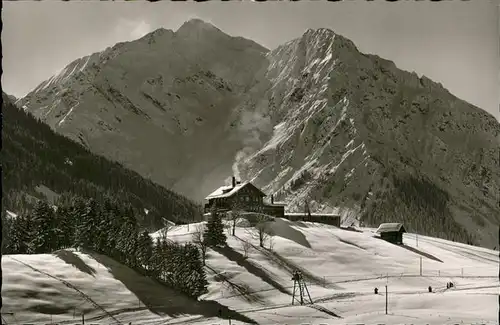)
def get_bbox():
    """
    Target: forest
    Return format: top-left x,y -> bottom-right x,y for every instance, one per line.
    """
1,92 -> 202,230
3,196 -> 209,298
362,173 -> 476,245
